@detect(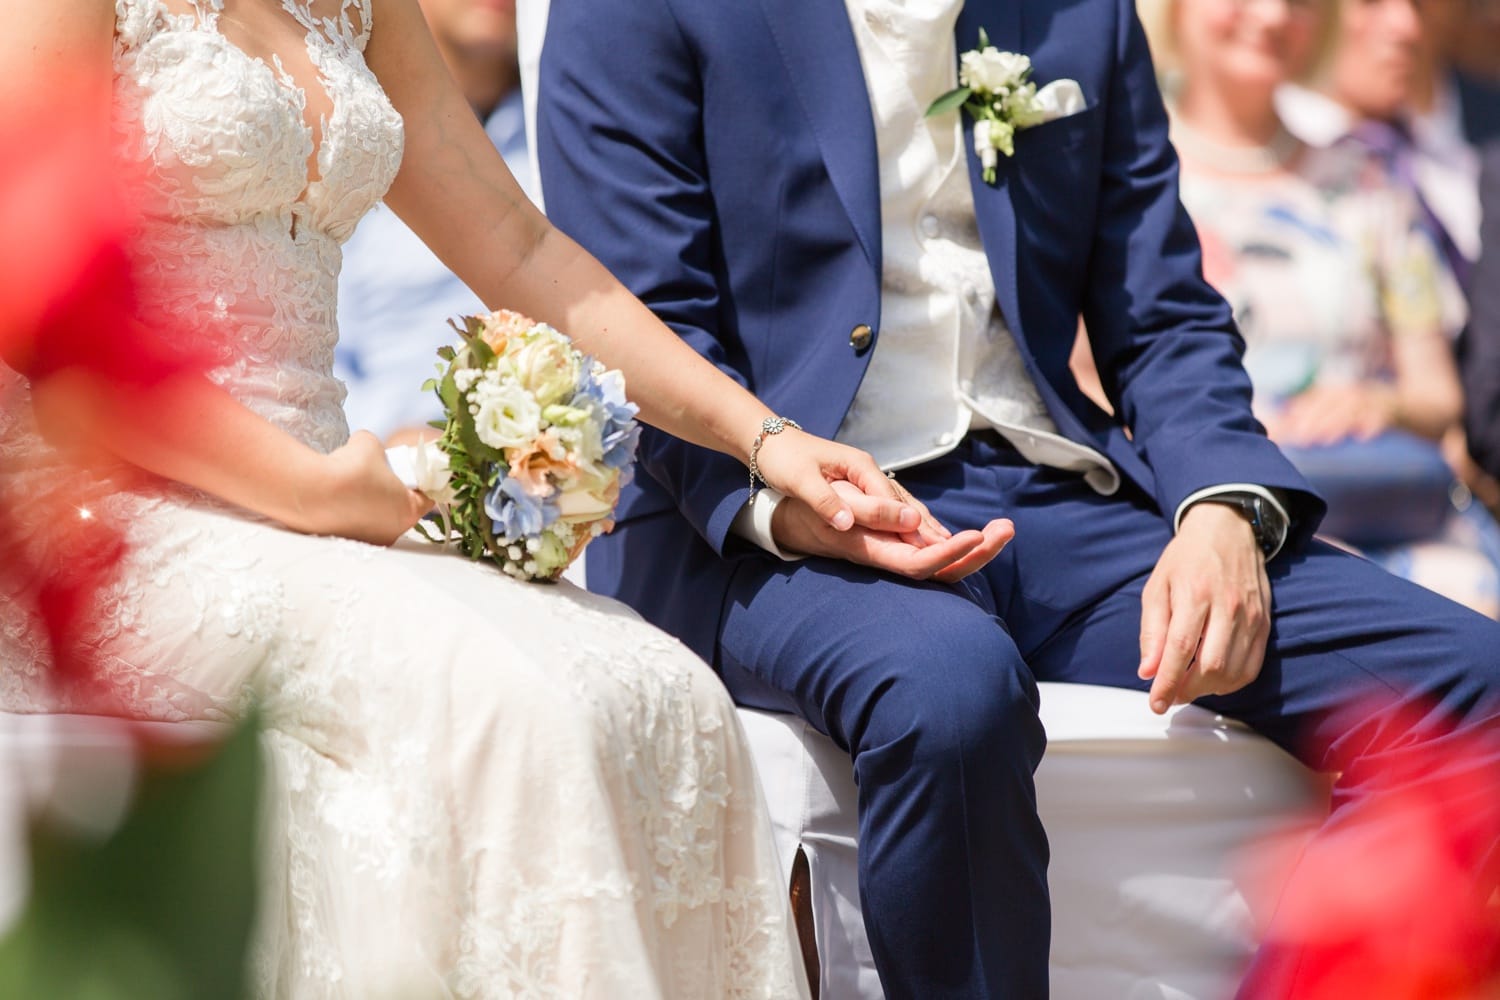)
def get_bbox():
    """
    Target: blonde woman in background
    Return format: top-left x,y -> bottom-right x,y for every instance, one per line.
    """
1135,0 -> 1500,616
